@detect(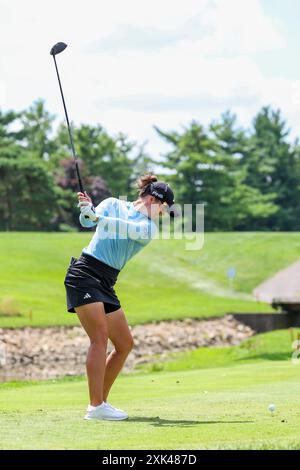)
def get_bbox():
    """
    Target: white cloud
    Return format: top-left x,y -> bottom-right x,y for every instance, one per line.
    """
190,0 -> 285,56
0,0 -> 296,157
